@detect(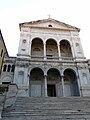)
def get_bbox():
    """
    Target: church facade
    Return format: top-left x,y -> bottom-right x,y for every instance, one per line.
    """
1,18 -> 90,97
